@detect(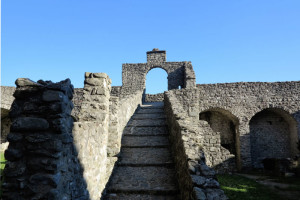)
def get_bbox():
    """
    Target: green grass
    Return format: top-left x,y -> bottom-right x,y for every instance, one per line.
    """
217,174 -> 284,200
0,152 -> 6,198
